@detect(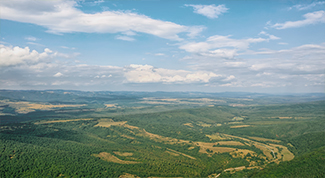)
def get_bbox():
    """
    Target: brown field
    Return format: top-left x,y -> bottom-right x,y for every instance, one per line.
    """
95,119 -> 293,166
253,144 -> 274,160
166,151 -> 180,156
232,117 -> 244,121
224,166 -> 246,172
113,152 -> 133,157
119,173 -> 140,178
94,119 -> 127,127
183,123 -> 194,127
196,142 -> 236,155
230,125 -> 251,128
35,118 -> 93,124
294,117 -> 313,119
278,117 -> 292,119
248,136 -> 281,143
206,133 -> 229,140
230,149 -> 257,158
216,141 -> 244,146
92,152 -> 138,164
159,98 -> 179,102
0,100 -> 85,114
188,146 -> 195,150
228,122 -> 244,125
221,133 -> 294,163
124,124 -> 140,130
196,122 -> 212,127
187,98 -> 226,103
269,143 -> 295,161
166,148 -> 196,160
104,104 -> 117,108
246,166 -> 263,170
140,97 -> 226,105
